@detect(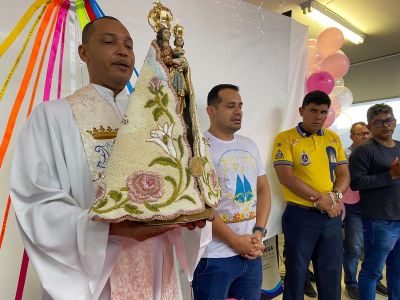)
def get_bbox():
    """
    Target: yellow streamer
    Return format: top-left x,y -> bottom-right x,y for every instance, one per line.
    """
0,5 -> 47,101
0,0 -> 49,57
76,0 -> 90,30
